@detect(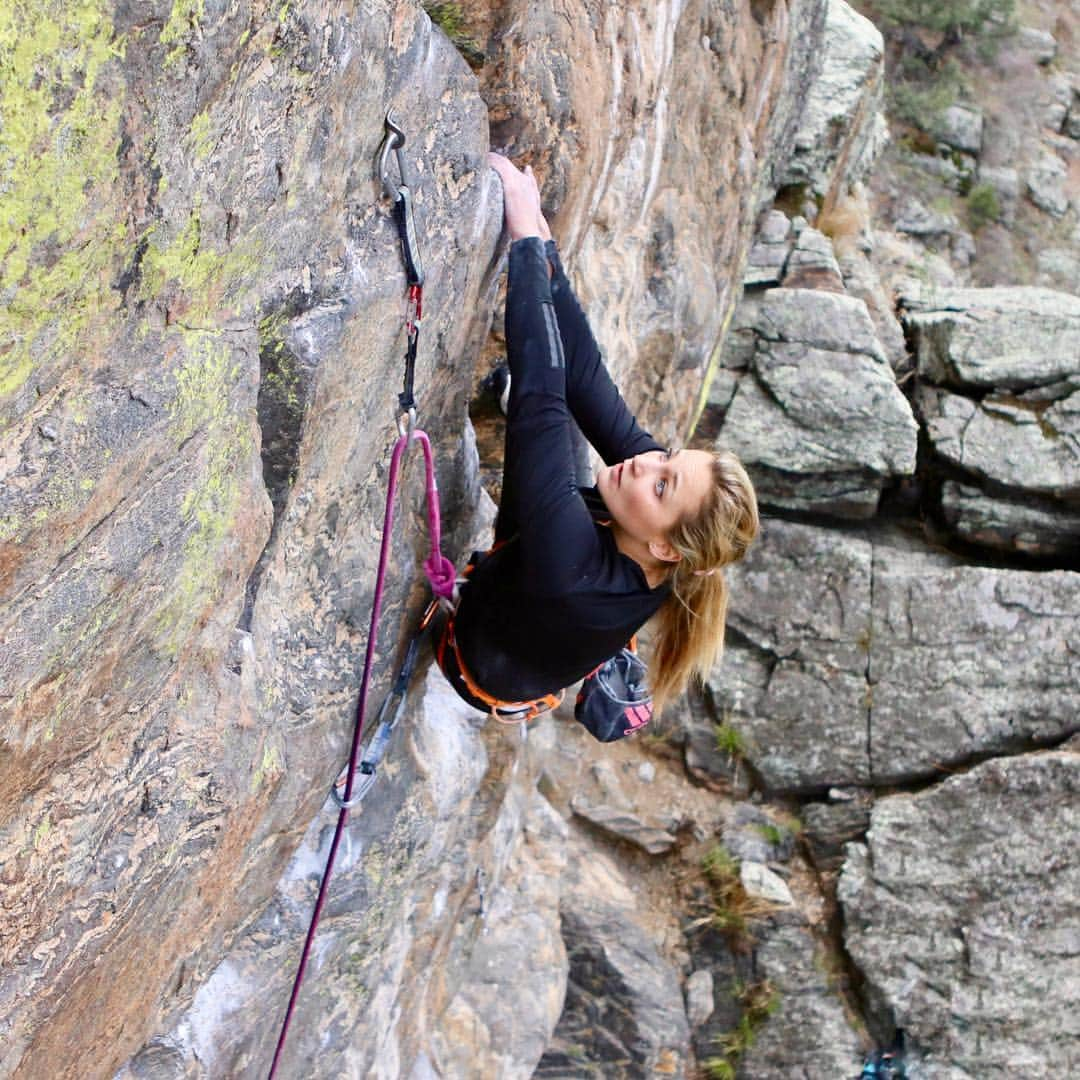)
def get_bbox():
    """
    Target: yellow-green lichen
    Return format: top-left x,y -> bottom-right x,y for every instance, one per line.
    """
155,332 -> 251,653
33,815 -> 52,850
187,109 -> 215,162
139,203 -> 260,325
159,0 -> 205,68
0,0 -> 128,407
251,742 -> 283,792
